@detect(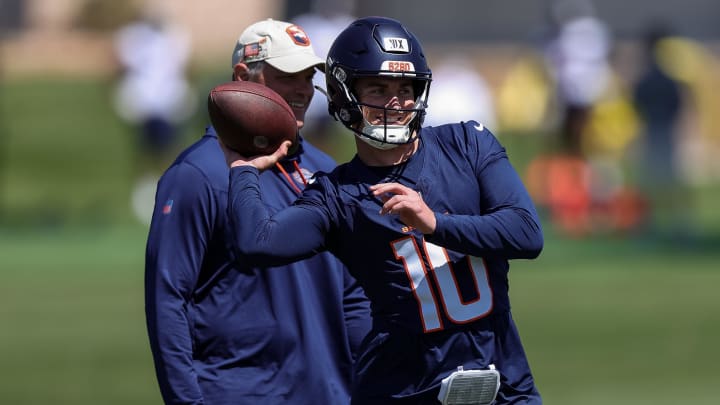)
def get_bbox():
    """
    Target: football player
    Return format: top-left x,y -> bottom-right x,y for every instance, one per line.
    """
223,16 -> 544,404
